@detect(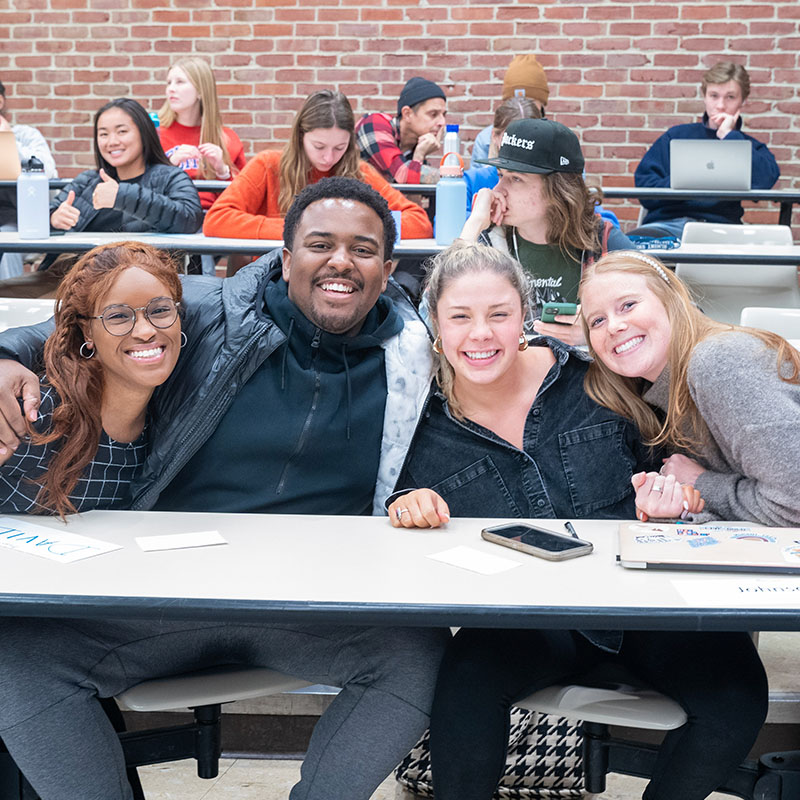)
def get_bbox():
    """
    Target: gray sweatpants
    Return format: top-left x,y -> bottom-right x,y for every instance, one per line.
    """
0,617 -> 450,800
